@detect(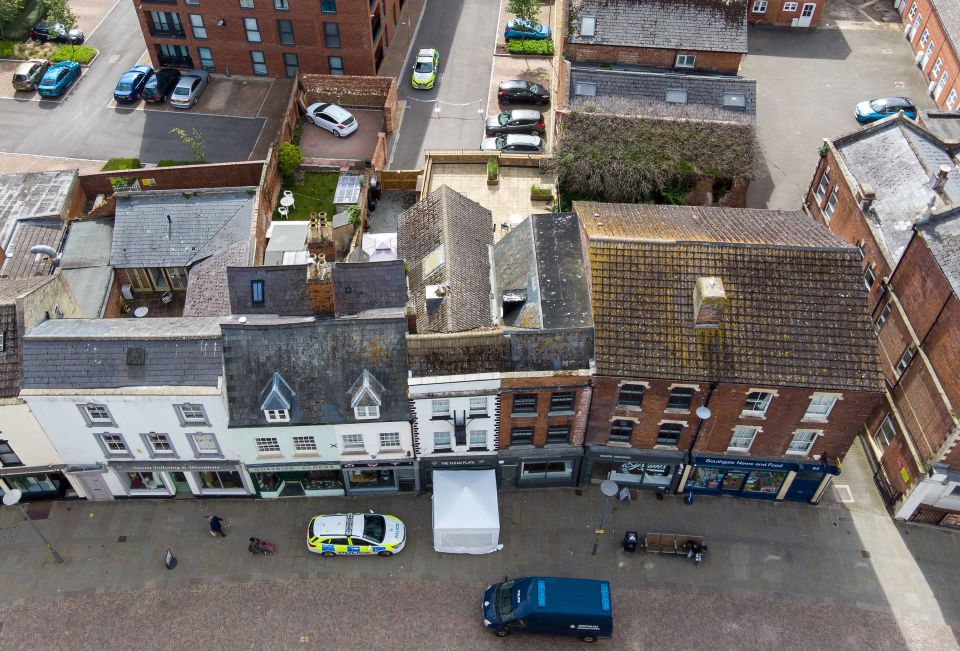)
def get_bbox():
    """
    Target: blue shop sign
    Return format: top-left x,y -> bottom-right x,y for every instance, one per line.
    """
693,455 -> 801,472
